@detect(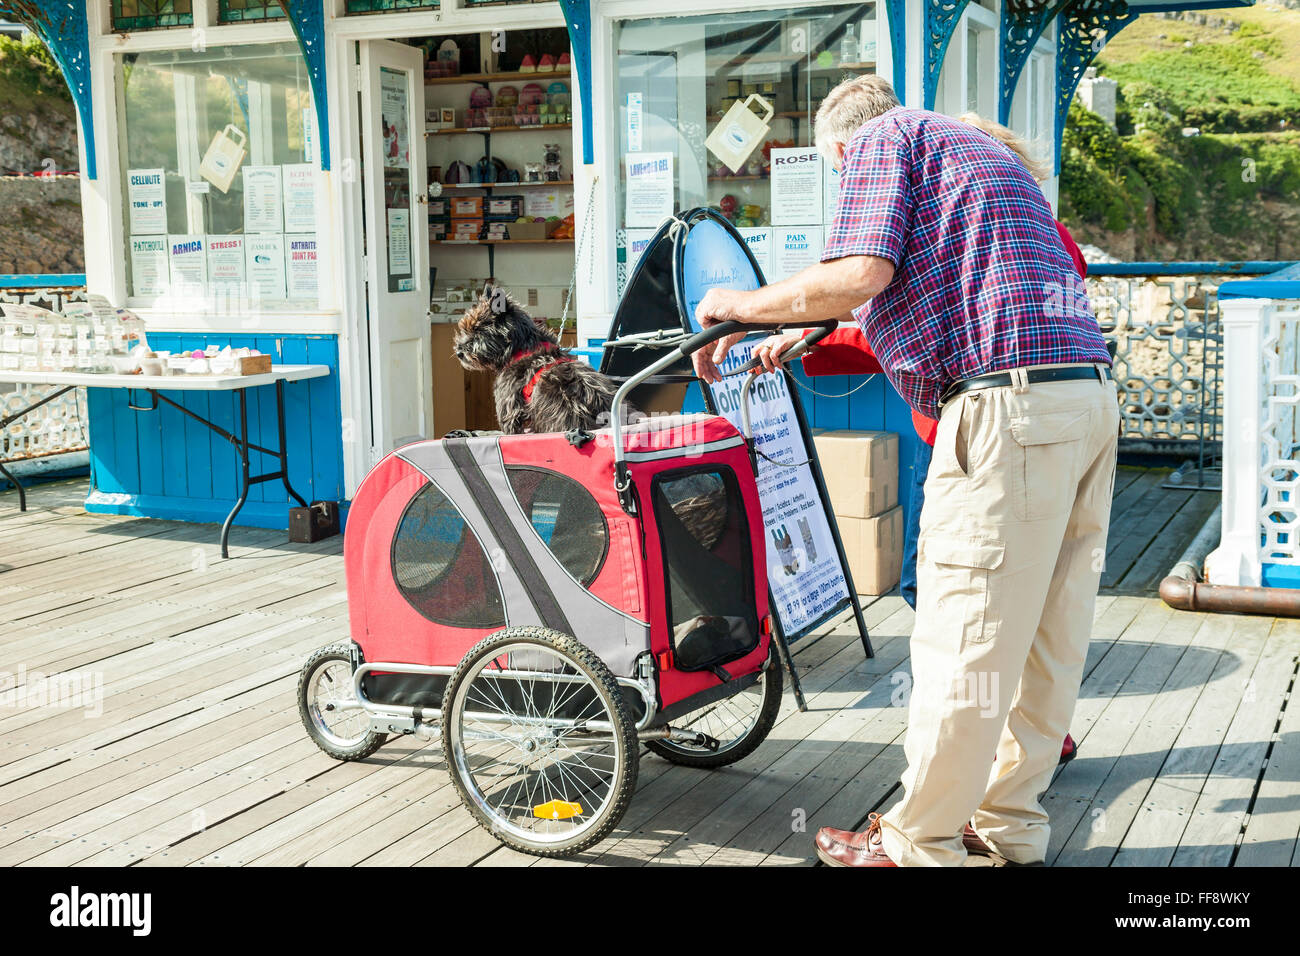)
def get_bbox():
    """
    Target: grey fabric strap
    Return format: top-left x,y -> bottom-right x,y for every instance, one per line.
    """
444,439 -> 573,635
